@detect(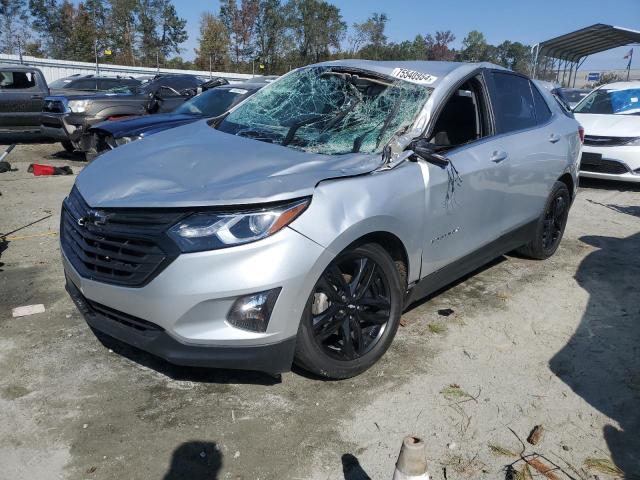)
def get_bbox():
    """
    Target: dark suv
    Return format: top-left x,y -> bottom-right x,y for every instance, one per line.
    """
41,74 -> 208,158
49,74 -> 142,94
